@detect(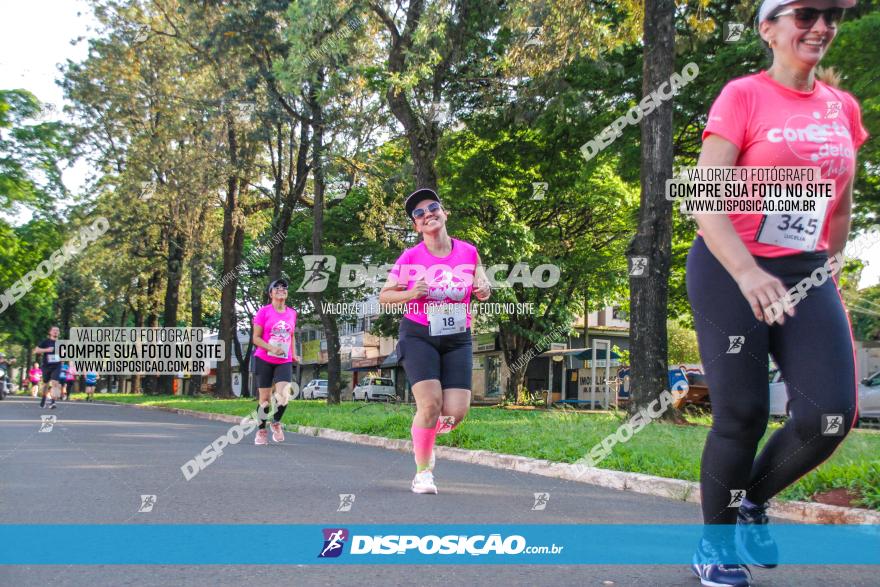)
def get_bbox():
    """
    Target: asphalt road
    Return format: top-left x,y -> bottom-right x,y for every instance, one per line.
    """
0,396 -> 875,586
